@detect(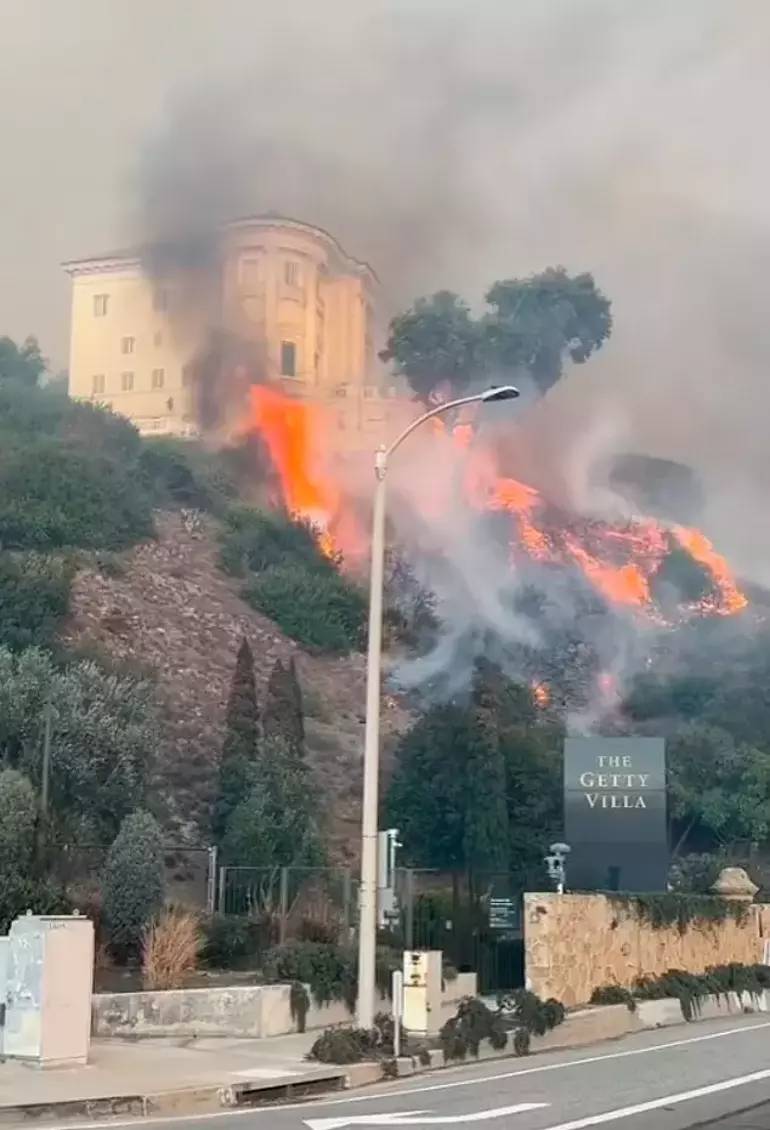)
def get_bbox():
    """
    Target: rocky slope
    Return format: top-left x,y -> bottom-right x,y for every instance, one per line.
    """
60,511 -> 413,863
